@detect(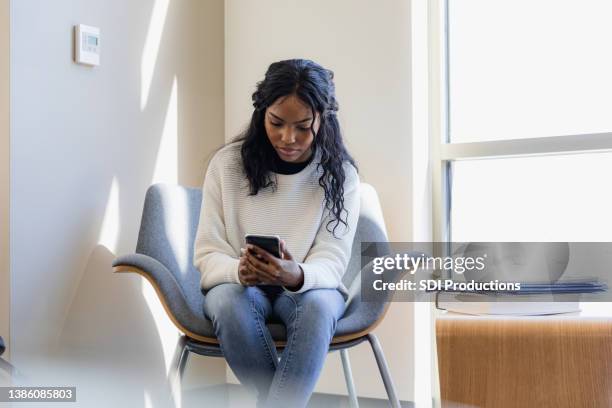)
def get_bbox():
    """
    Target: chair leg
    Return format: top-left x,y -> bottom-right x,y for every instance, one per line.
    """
168,335 -> 189,407
367,333 -> 401,408
172,335 -> 190,381
340,349 -> 359,408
